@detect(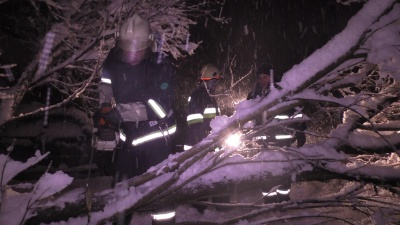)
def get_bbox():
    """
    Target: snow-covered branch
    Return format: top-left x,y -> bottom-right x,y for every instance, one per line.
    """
0,0 -> 225,128
3,0 -> 400,224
